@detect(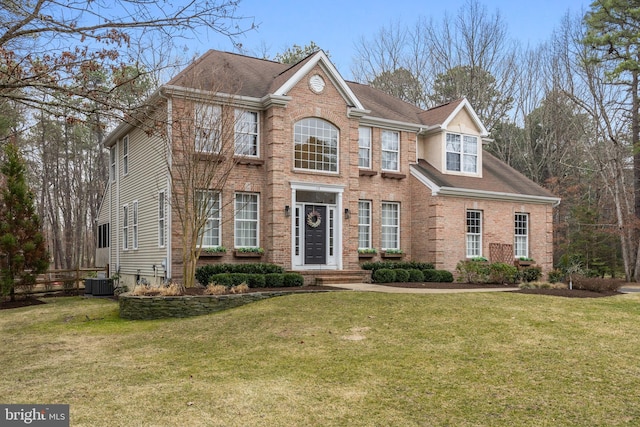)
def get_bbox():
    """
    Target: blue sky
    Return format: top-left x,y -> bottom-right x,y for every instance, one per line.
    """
188,0 -> 589,79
